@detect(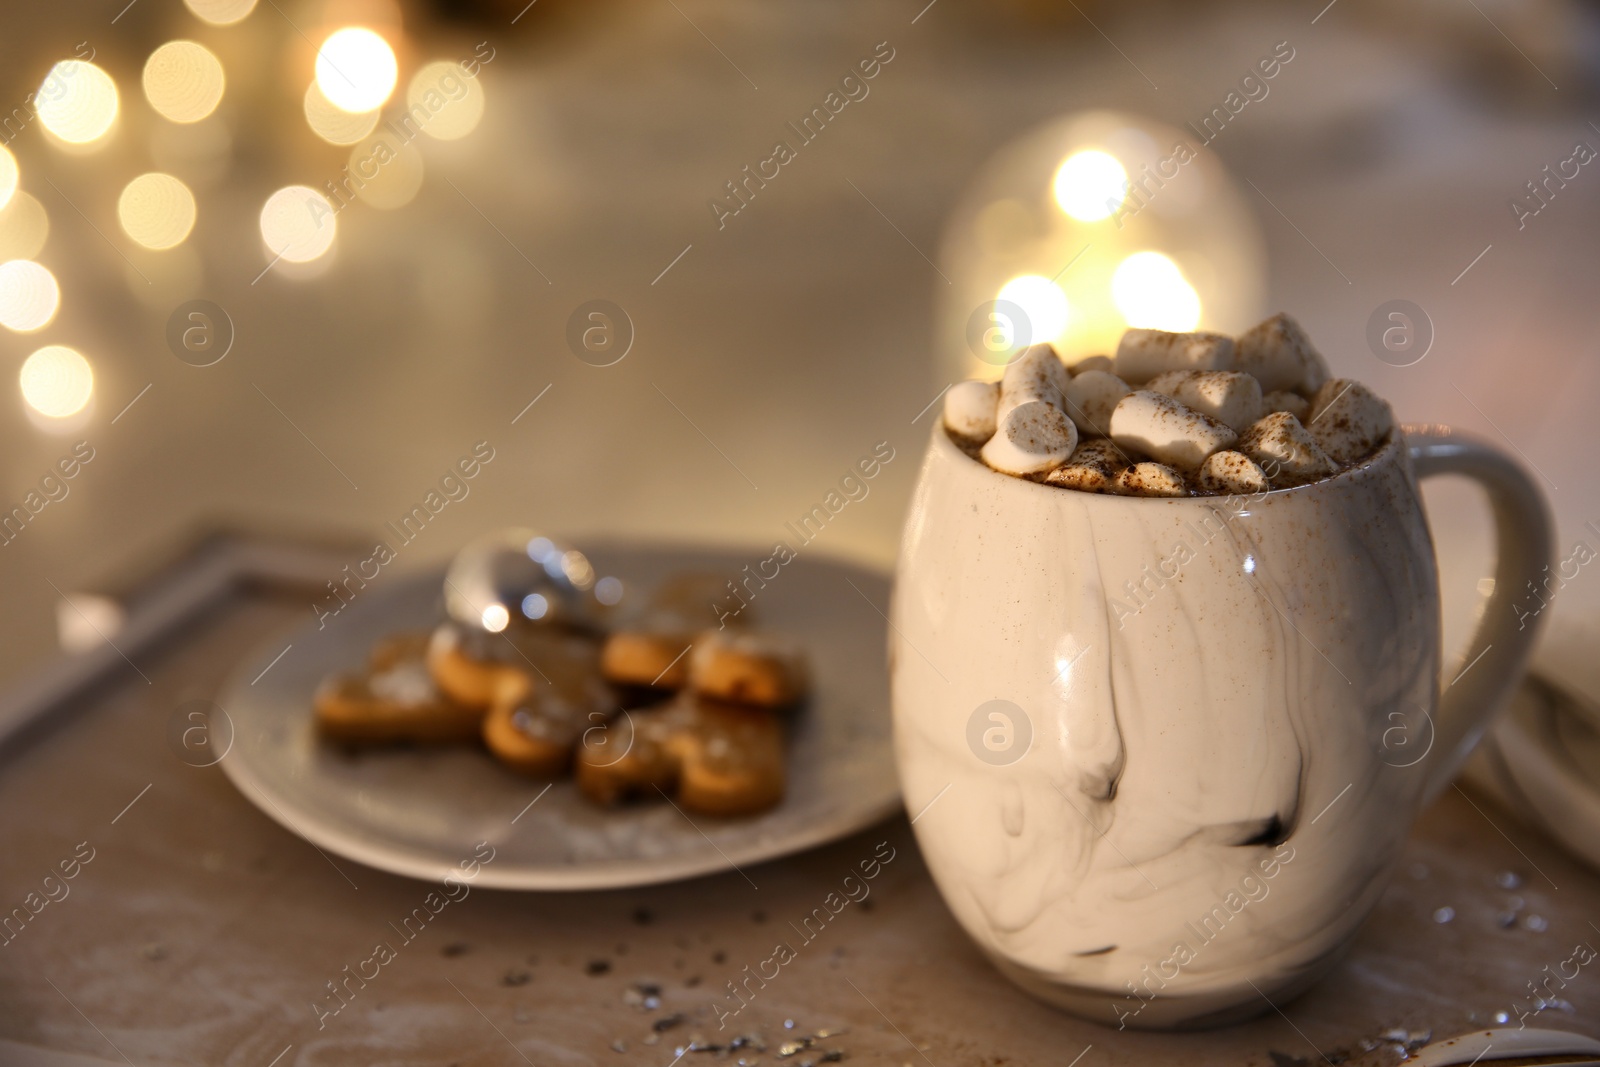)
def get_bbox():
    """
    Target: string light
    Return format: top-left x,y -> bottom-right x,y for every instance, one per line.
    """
36,60 -> 119,145
315,28 -> 398,114
0,191 -> 49,261
183,0 -> 259,24
18,12 -> 491,330
20,345 -> 94,418
1053,150 -> 1129,223
143,41 -> 226,124
1112,251 -> 1202,331
0,260 -> 60,332
303,82 -> 379,146
118,173 -> 197,250
996,274 -> 1072,343
0,145 -> 17,211
260,185 -> 336,263
407,61 -> 486,141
